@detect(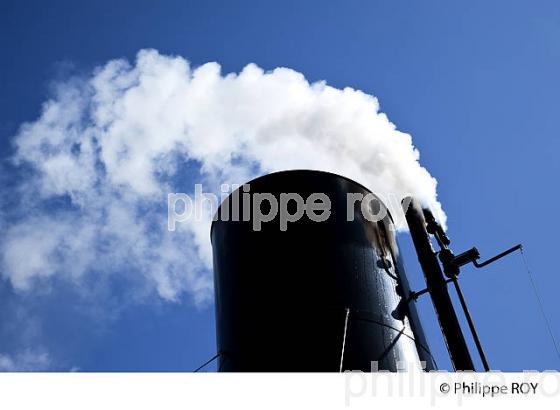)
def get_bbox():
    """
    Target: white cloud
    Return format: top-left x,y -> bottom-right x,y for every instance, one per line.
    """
1,49 -> 444,304
0,349 -> 51,372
